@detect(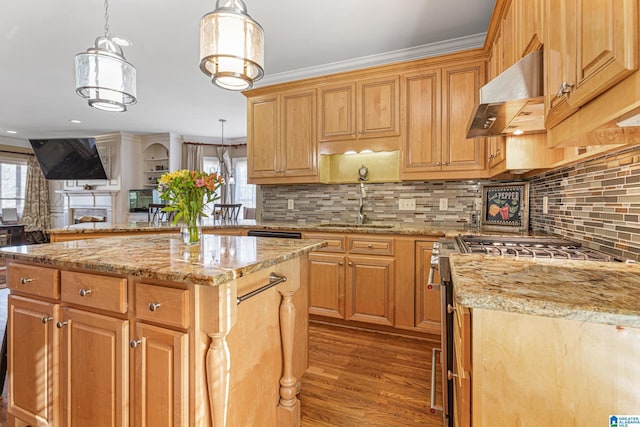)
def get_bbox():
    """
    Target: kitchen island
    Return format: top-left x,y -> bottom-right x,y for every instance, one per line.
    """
0,233 -> 325,427
449,254 -> 640,427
